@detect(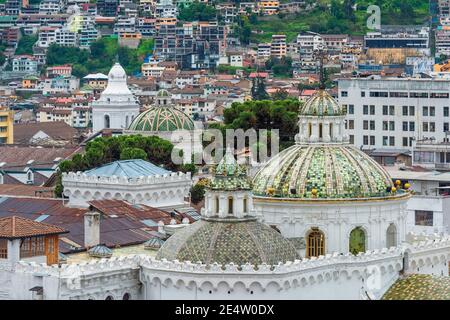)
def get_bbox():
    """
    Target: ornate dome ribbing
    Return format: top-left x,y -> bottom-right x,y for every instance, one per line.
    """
127,106 -> 195,132
208,150 -> 251,191
252,144 -> 396,199
301,90 -> 345,117
155,218 -> 300,266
